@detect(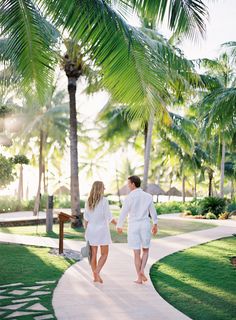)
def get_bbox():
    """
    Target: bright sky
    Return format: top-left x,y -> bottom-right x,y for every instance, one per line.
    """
1,0 -> 236,198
